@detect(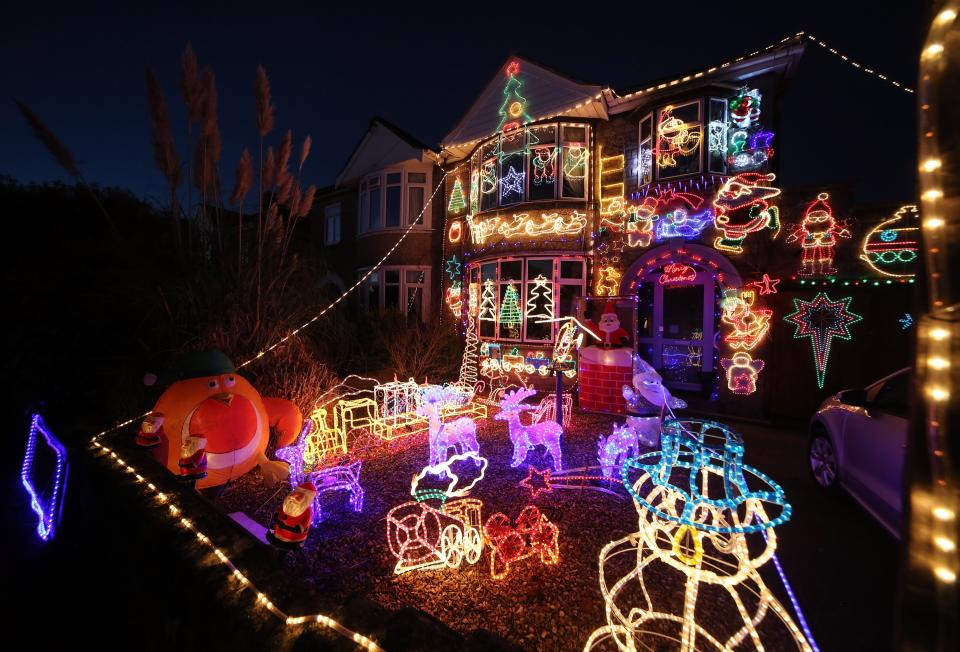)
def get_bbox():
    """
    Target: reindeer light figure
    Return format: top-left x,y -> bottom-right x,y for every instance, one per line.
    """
417,385 -> 480,468
496,388 -> 564,470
